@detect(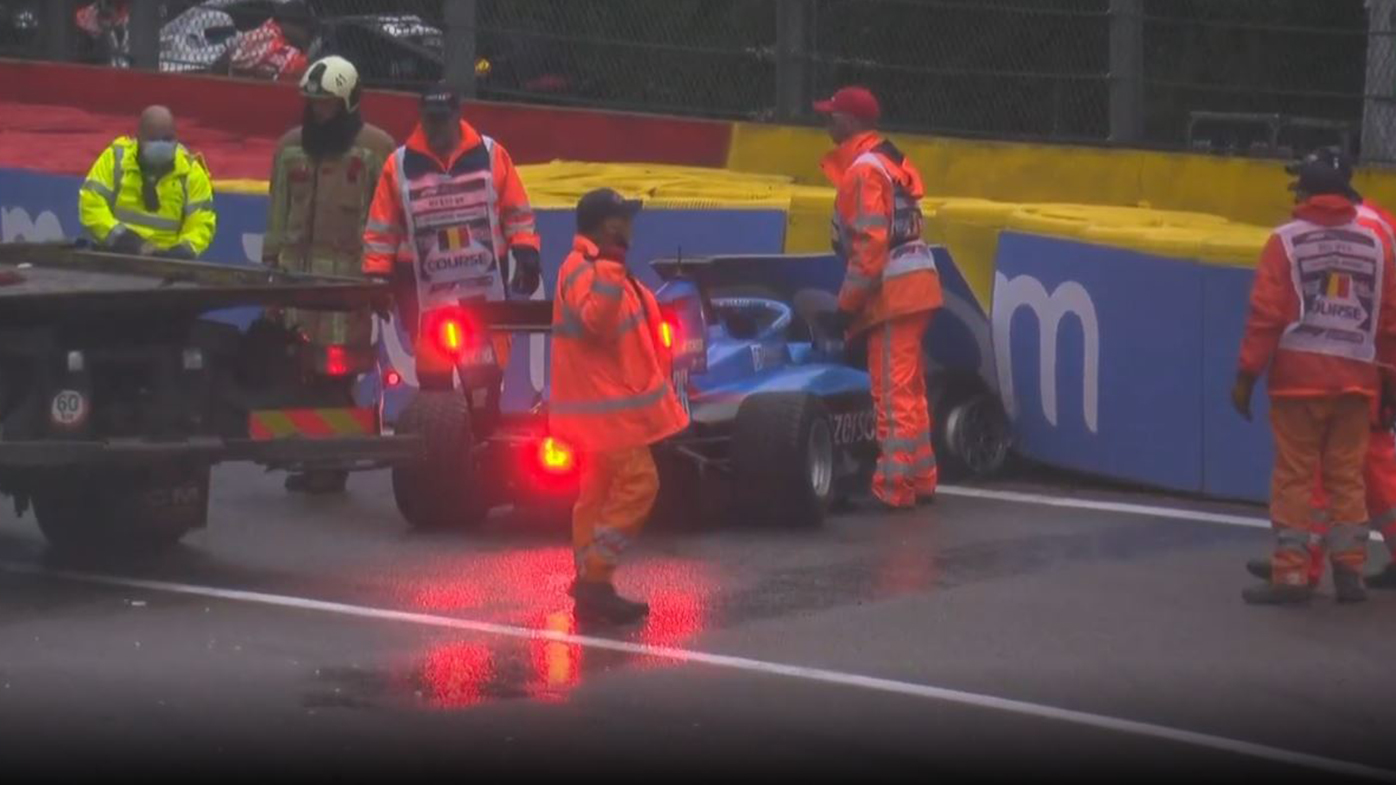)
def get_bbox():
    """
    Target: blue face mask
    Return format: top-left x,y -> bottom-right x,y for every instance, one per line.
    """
140,140 -> 177,168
